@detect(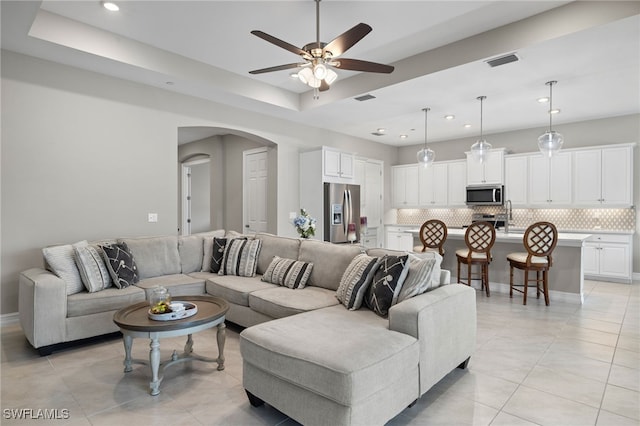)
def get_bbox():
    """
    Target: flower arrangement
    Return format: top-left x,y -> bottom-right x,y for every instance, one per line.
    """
293,208 -> 317,239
